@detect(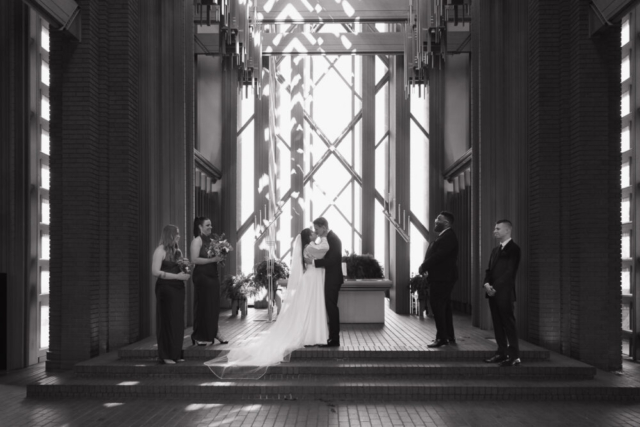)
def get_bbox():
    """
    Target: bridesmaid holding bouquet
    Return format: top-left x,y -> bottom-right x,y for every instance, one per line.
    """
190,217 -> 228,346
